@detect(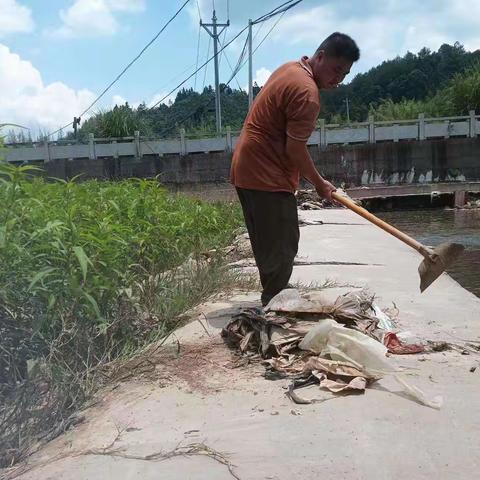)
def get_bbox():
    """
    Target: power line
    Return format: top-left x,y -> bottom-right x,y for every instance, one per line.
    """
218,37 -> 243,90
254,0 -> 302,24
47,0 -> 190,139
252,10 -> 286,57
150,0 -> 303,110
193,12 -> 202,89
150,1 -> 303,137
150,22 -> 247,109
202,35 -> 212,90
196,0 -> 202,19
